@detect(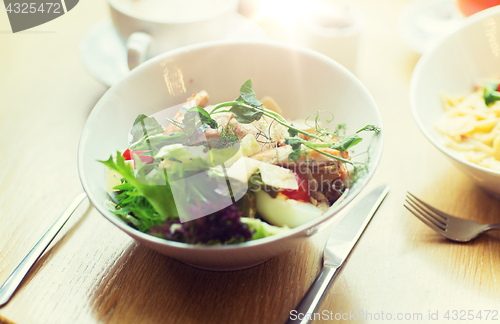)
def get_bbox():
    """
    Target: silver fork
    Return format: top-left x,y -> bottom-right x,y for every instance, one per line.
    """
404,192 -> 500,242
